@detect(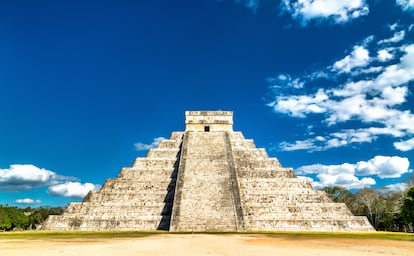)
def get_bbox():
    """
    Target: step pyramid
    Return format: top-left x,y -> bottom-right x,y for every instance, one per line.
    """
42,111 -> 374,231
